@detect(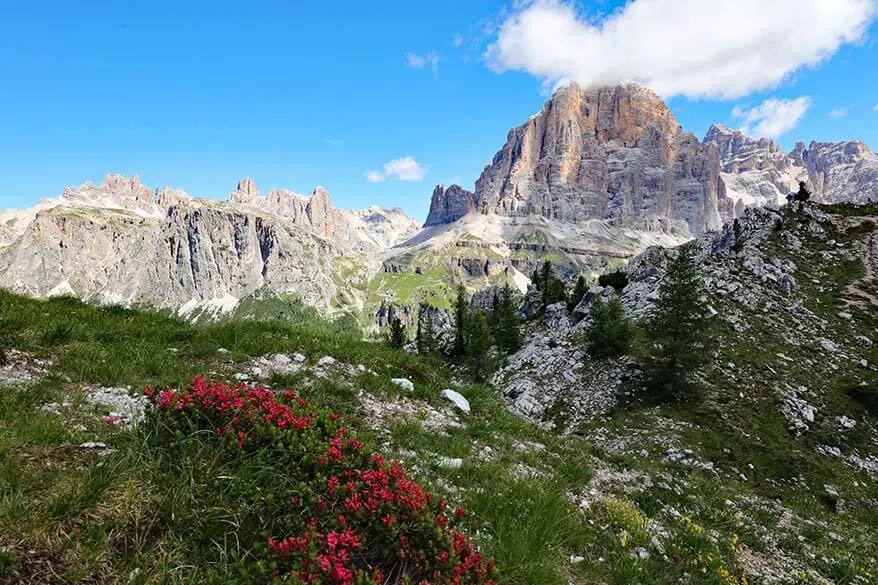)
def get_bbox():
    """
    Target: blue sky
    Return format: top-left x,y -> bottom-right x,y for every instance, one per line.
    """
1,0 -> 877,221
